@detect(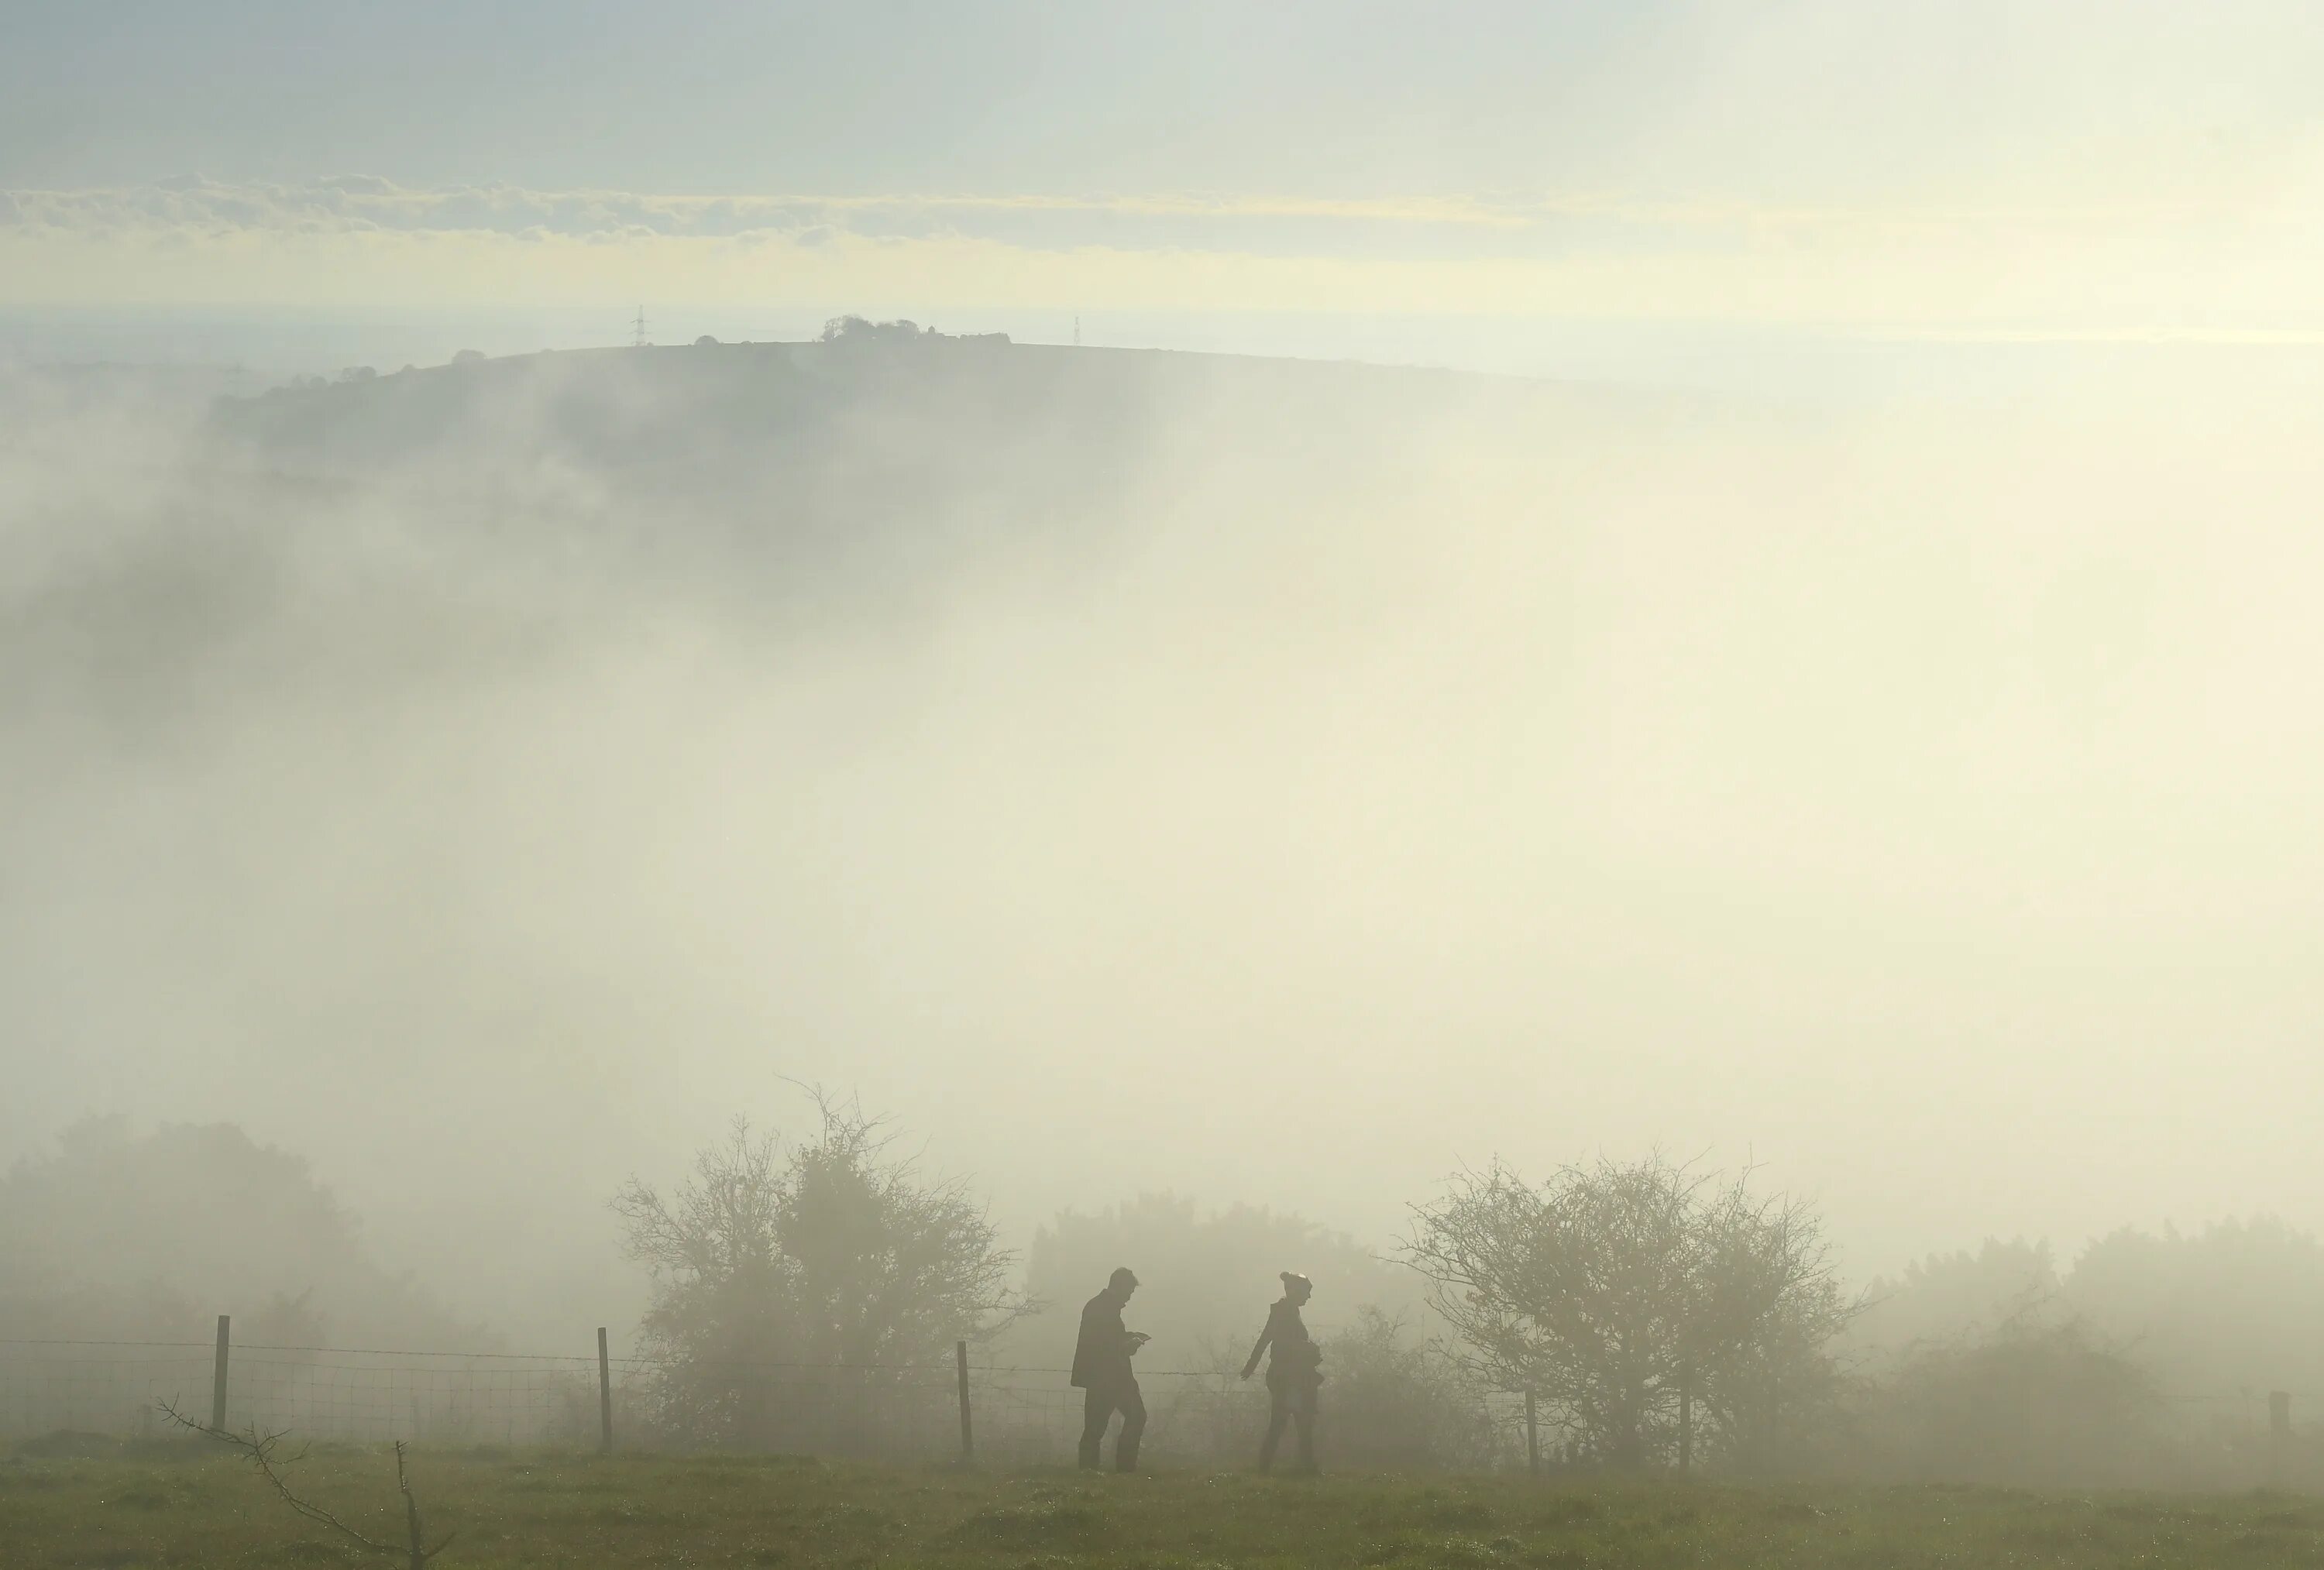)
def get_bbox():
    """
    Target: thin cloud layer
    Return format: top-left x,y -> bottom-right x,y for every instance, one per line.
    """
5,174 -> 2322,336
